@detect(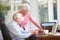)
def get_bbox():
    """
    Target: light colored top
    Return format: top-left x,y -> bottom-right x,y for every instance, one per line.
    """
18,11 -> 40,30
7,21 -> 31,38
